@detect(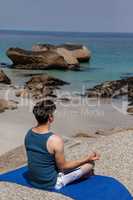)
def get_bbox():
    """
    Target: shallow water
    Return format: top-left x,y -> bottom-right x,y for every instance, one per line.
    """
0,31 -> 133,92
